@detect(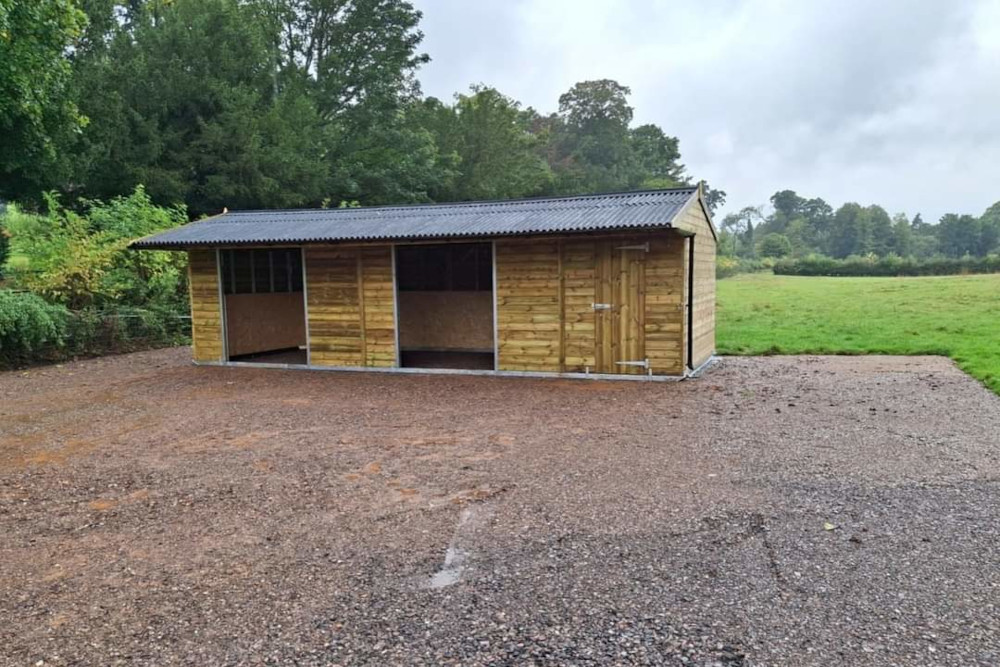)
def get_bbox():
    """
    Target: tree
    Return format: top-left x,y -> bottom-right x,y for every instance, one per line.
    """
769,190 -> 805,233
891,212 -> 912,256
0,0 -> 88,201
551,79 -> 635,192
415,86 -> 551,201
259,0 -> 439,204
866,205 -> 894,256
828,203 -> 867,258
979,201 -> 1000,255
68,0 -> 330,216
630,124 -> 684,187
701,182 -> 726,216
937,214 -> 982,257
721,206 -> 763,257
757,233 -> 792,258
